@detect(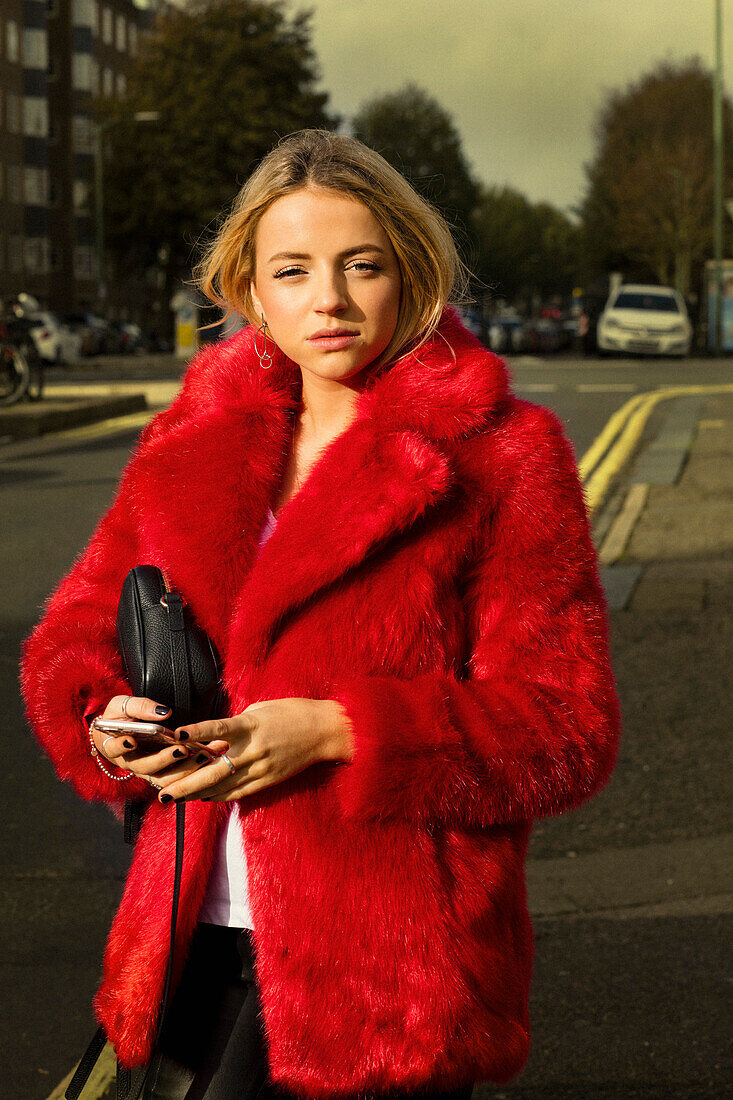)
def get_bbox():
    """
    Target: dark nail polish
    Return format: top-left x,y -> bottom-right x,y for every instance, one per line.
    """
196,753 -> 210,764
173,749 -> 186,759
155,705 -> 171,716
123,739 -> 134,749
201,797 -> 211,802
177,730 -> 190,741
160,793 -> 172,804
